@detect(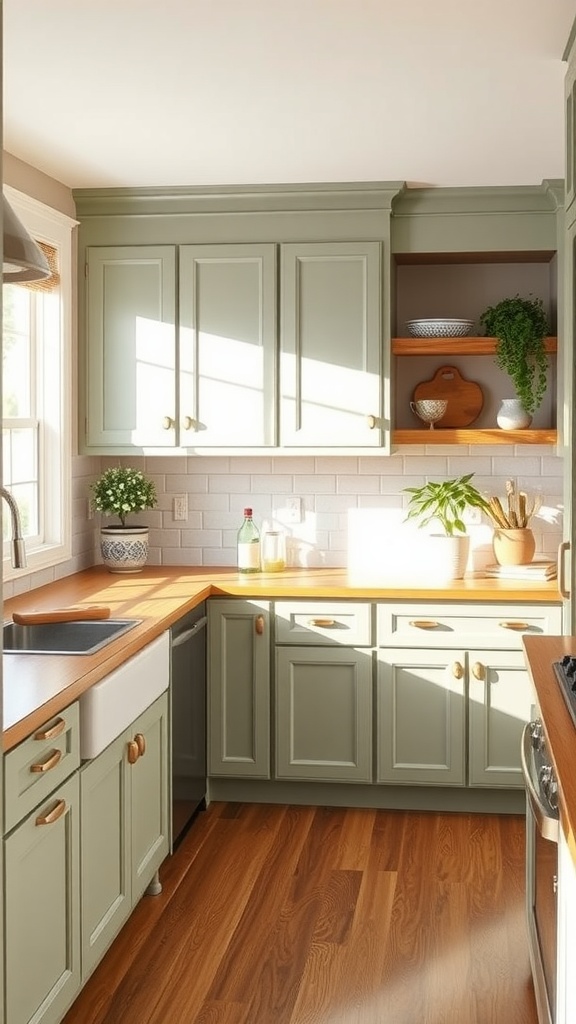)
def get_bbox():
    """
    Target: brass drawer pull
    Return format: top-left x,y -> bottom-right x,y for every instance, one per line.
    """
34,718 -> 66,741
127,740 -> 140,765
36,800 -> 66,826
135,733 -> 146,757
308,618 -> 336,627
452,661 -> 464,680
255,615 -> 265,635
499,621 -> 530,631
472,662 -> 485,681
409,620 -> 440,630
30,750 -> 63,774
